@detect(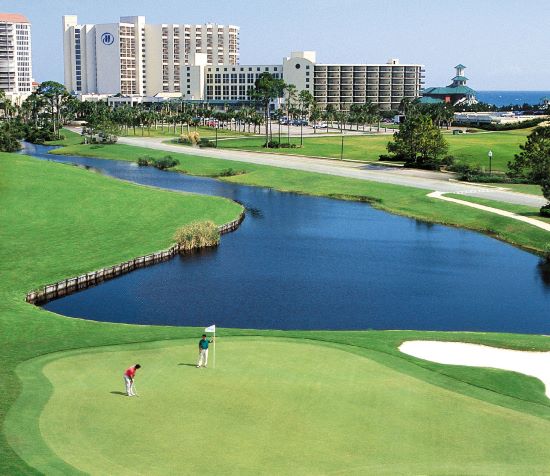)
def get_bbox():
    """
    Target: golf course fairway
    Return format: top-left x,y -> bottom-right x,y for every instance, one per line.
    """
8,337 -> 550,475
